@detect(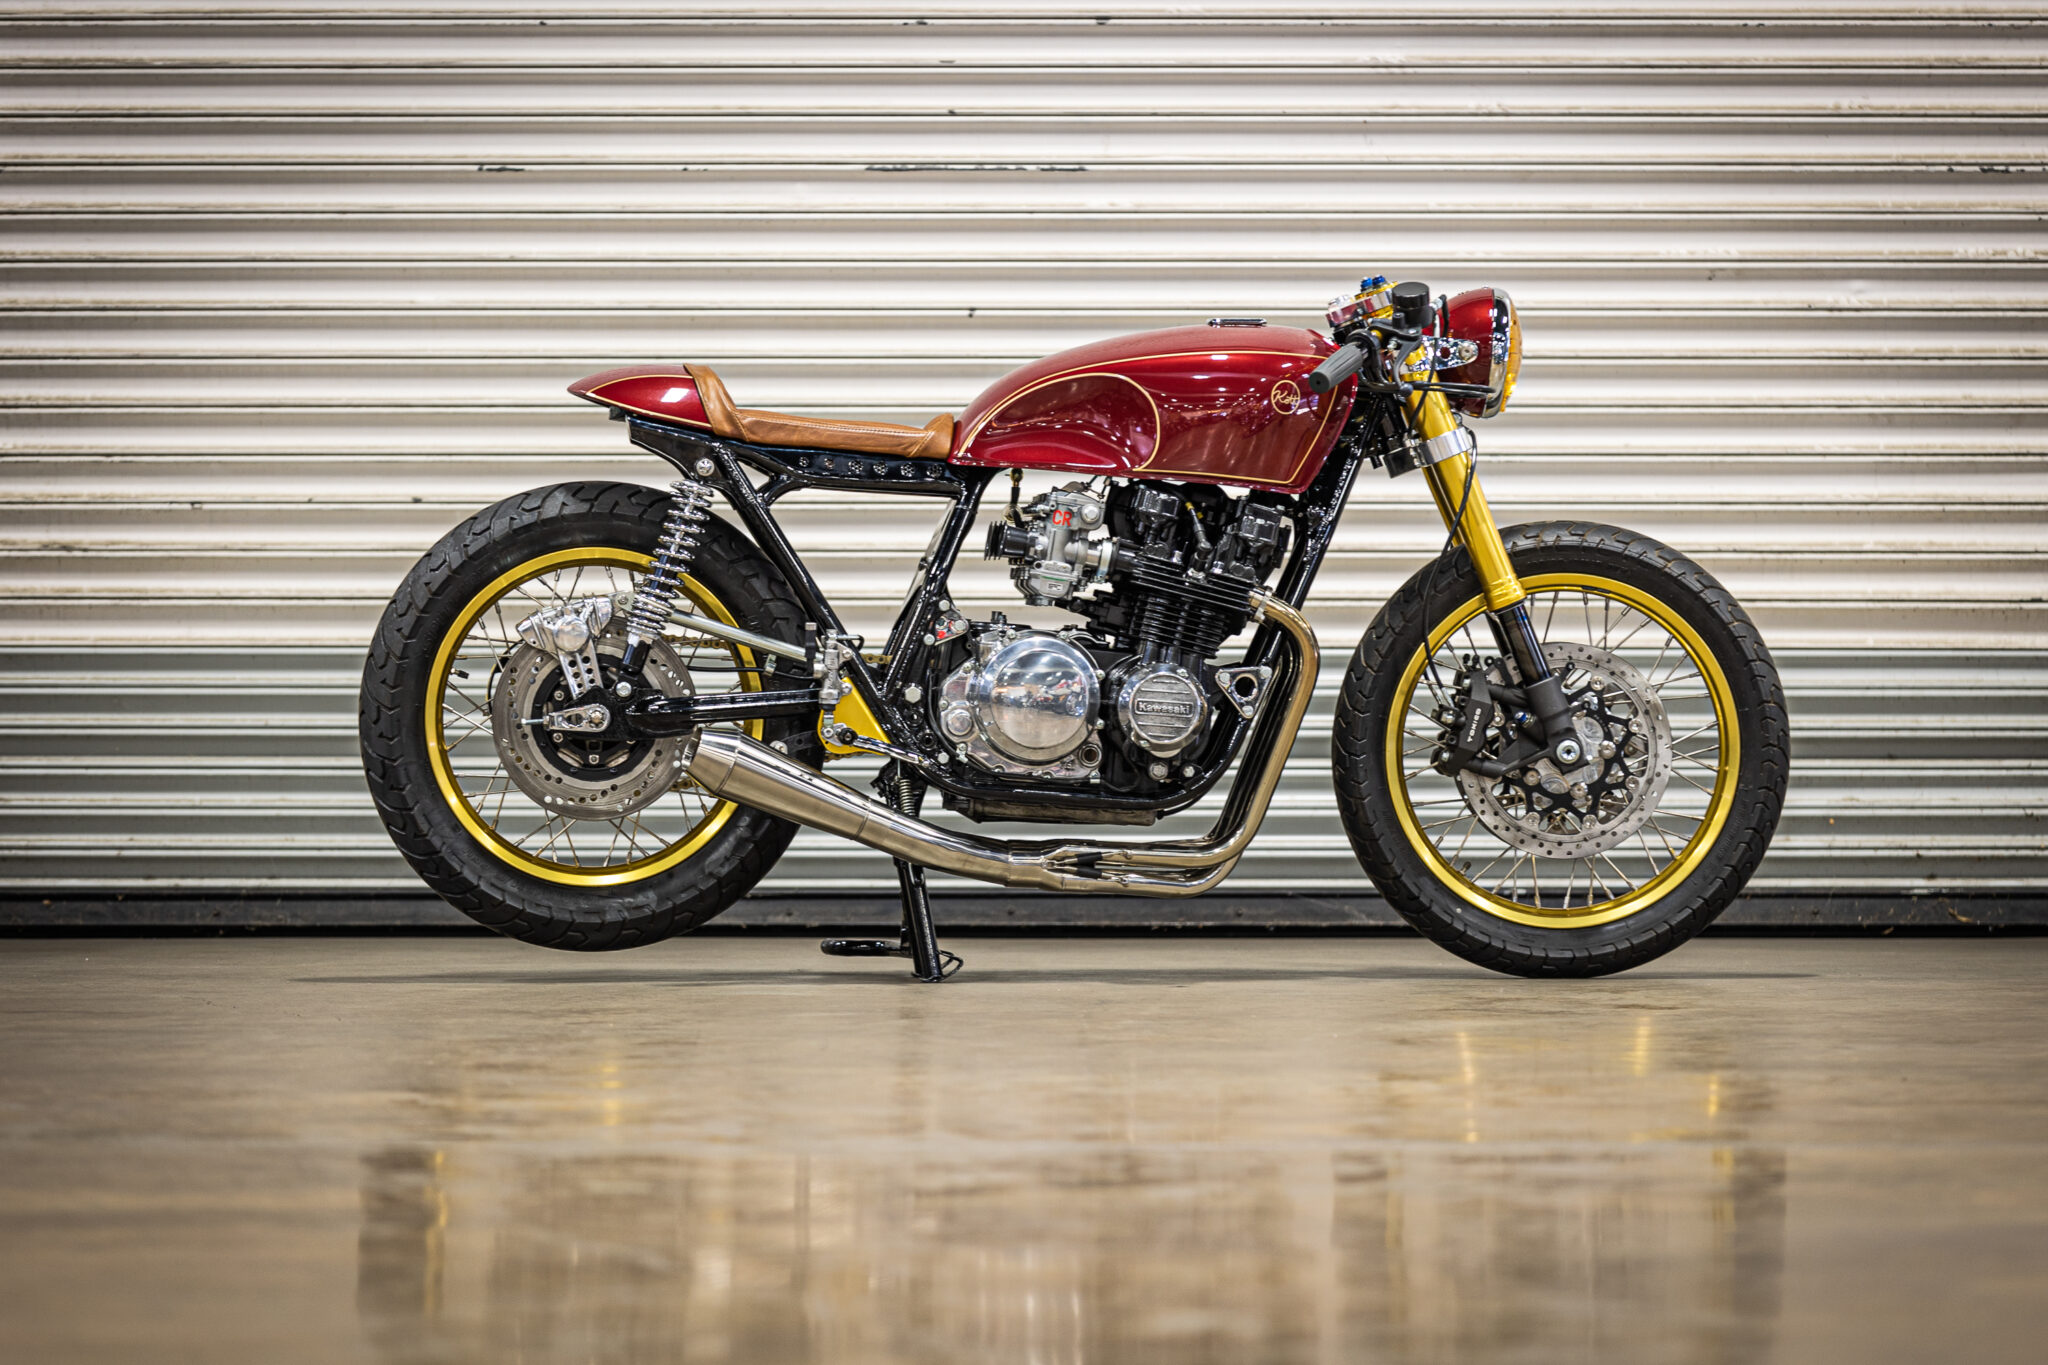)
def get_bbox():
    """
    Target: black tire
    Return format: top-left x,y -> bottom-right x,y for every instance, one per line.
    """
359,481 -> 822,950
1332,521 -> 1789,977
